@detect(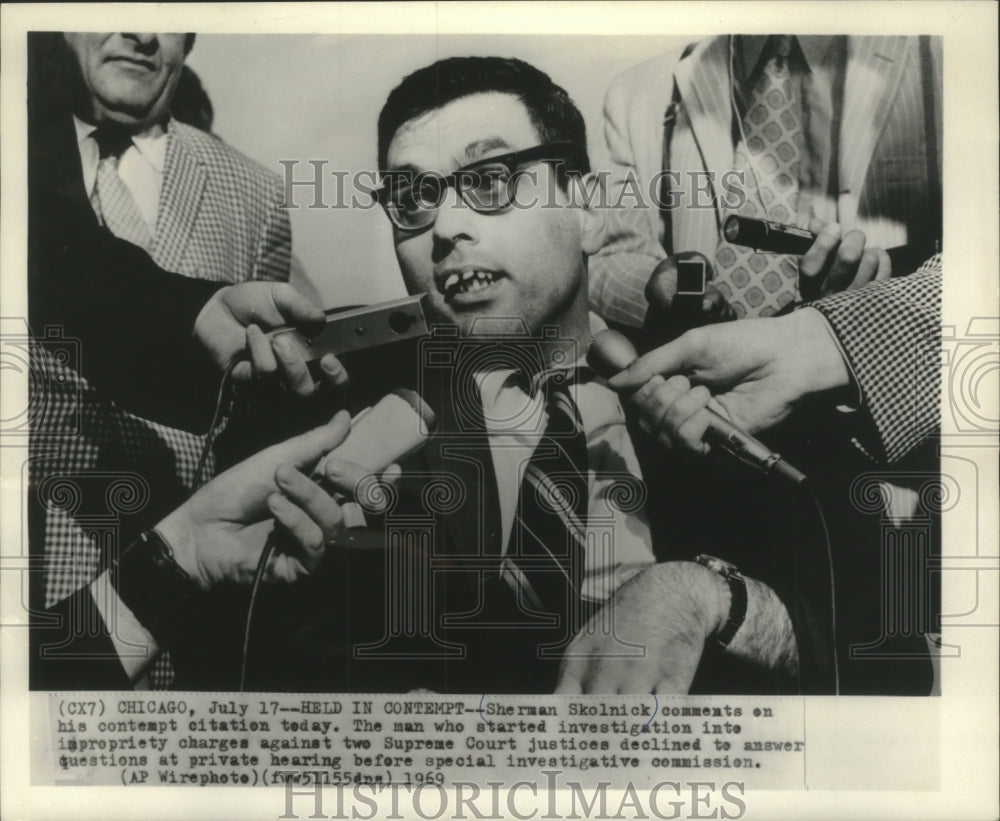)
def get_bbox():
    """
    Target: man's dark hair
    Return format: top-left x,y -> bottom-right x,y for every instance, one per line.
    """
377,56 -> 589,182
